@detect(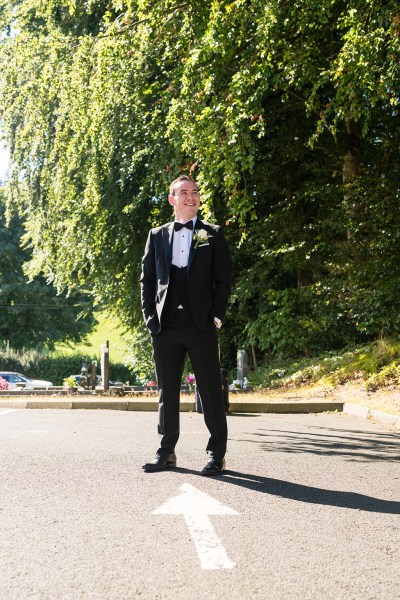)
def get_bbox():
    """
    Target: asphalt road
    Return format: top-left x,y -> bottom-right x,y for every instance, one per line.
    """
0,408 -> 399,600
